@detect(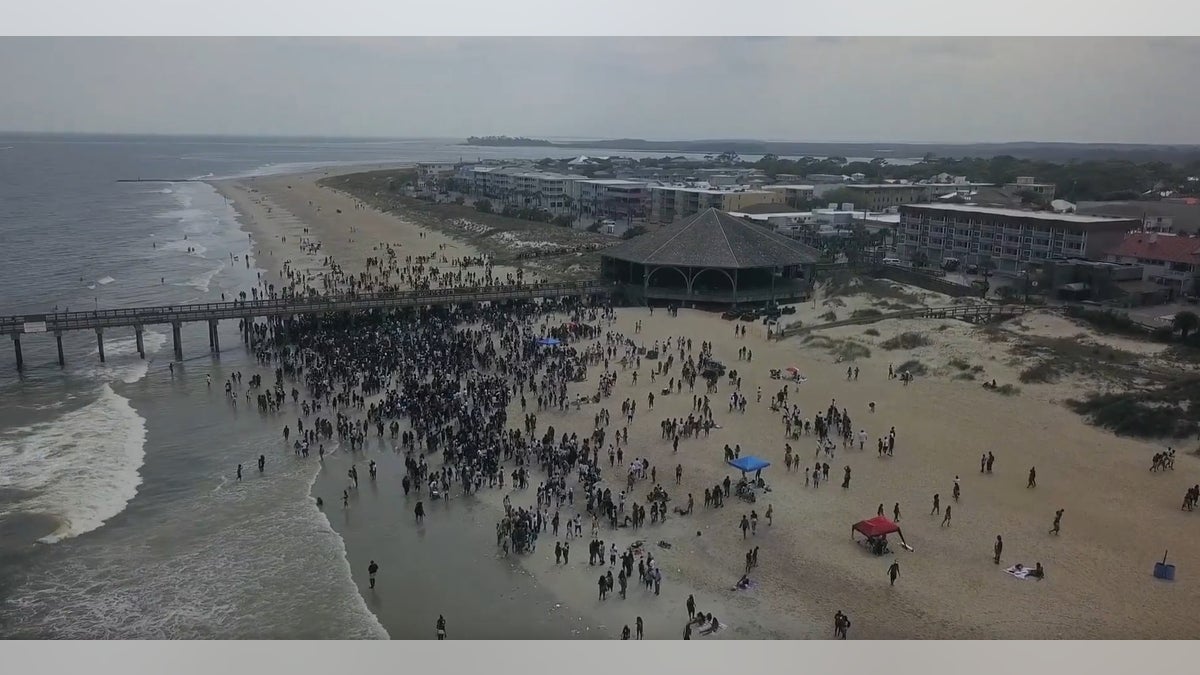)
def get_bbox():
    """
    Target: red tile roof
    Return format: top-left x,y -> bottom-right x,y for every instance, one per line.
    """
1108,233 -> 1200,265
